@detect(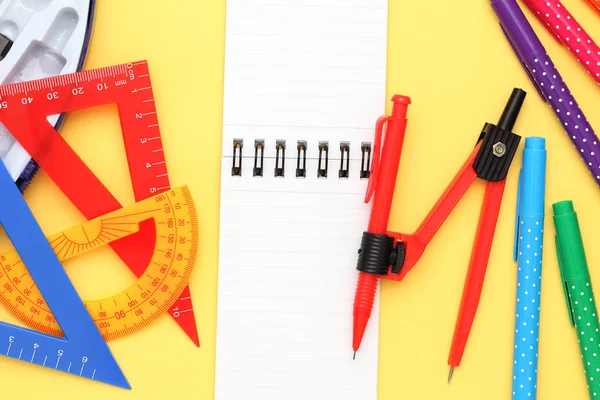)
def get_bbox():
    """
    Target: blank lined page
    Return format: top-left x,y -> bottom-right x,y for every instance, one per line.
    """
215,0 -> 388,399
